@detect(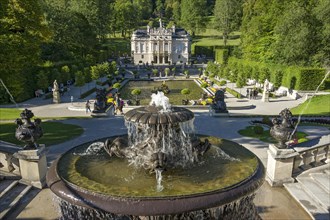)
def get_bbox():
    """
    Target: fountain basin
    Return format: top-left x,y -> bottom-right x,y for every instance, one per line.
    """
47,135 -> 264,217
